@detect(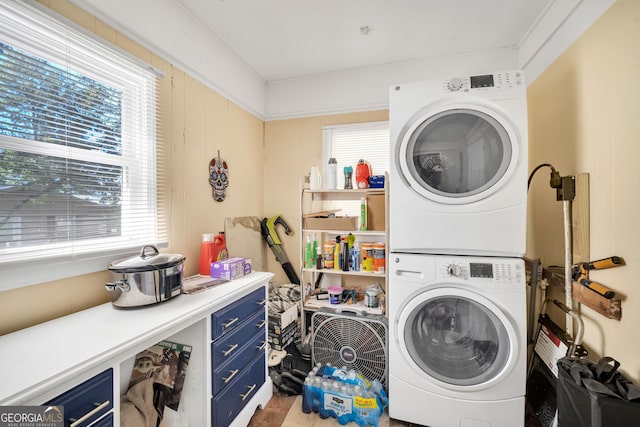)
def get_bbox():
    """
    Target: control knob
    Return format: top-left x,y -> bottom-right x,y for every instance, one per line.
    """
447,264 -> 462,277
447,77 -> 463,92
